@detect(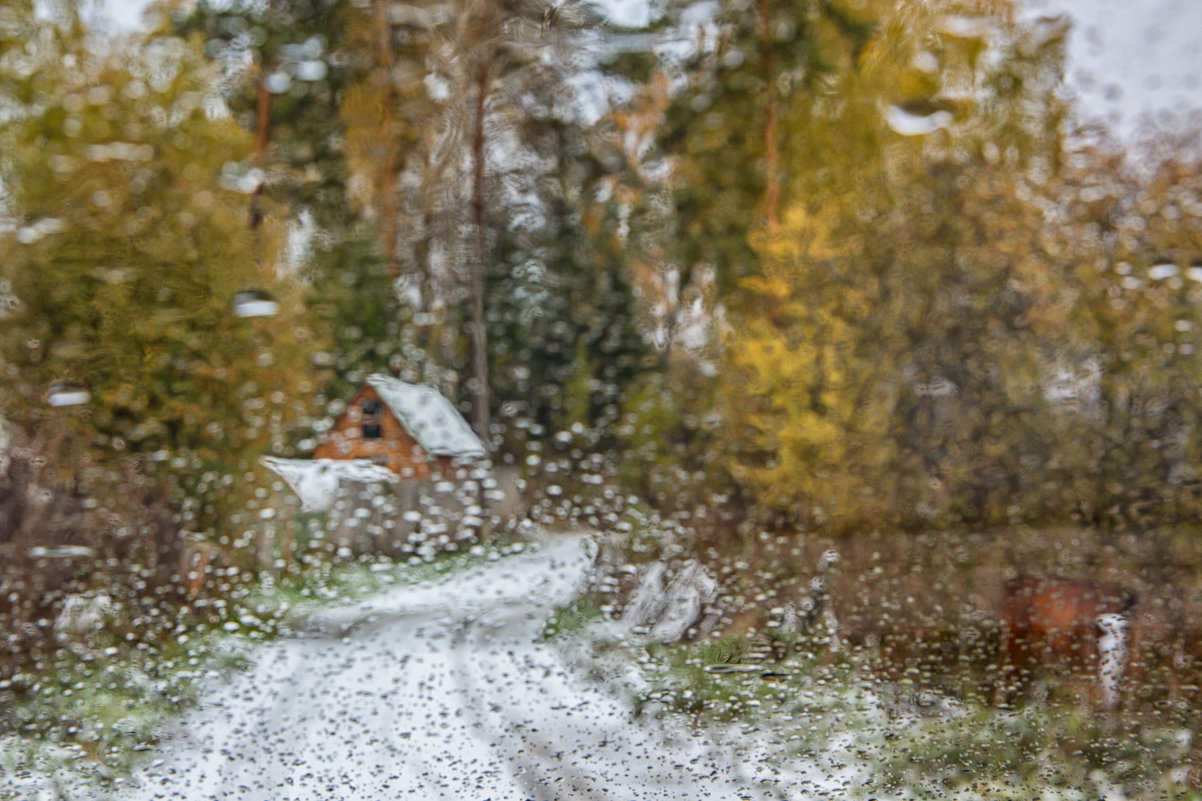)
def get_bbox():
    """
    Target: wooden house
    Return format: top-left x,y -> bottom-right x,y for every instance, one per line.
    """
313,374 -> 486,478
